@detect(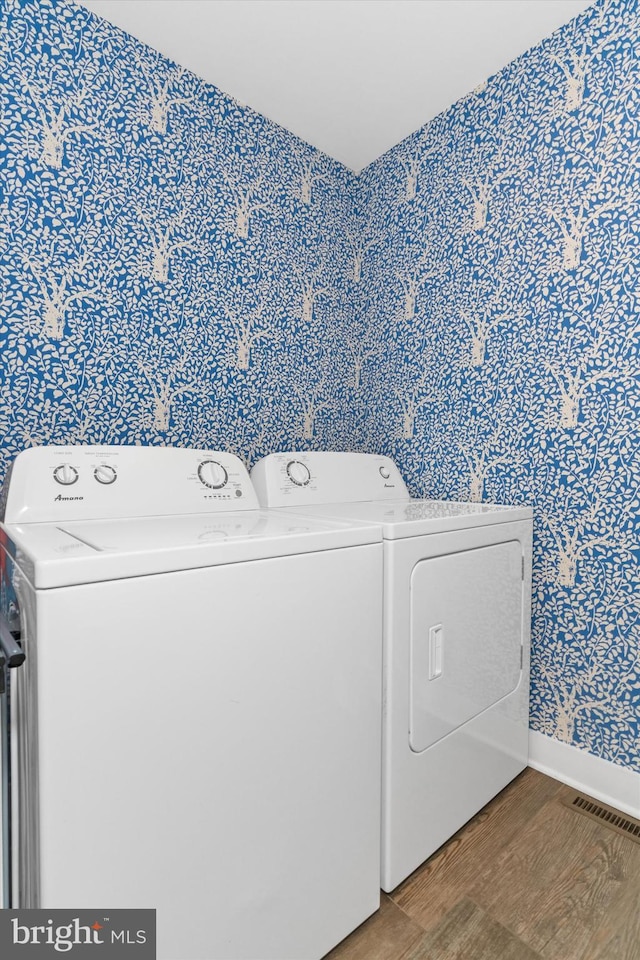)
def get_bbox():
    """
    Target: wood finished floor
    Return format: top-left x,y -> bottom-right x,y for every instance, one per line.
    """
325,768 -> 640,960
